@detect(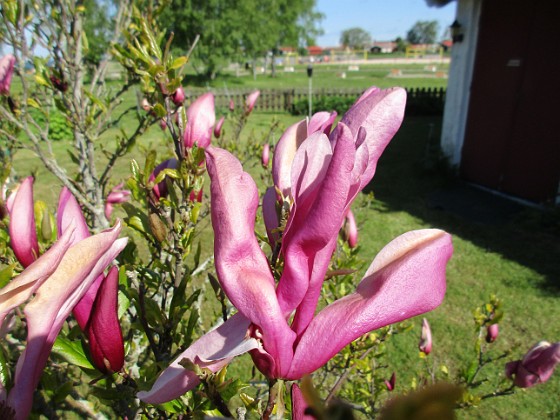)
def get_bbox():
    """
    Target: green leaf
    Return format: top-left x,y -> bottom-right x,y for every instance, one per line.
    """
52,336 -> 95,370
130,159 -> 141,181
117,290 -> 130,319
152,103 -> 167,119
0,265 -> 16,289
169,56 -> 188,70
